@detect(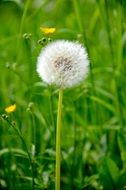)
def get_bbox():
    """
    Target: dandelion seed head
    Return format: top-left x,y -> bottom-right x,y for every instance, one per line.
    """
37,40 -> 89,88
